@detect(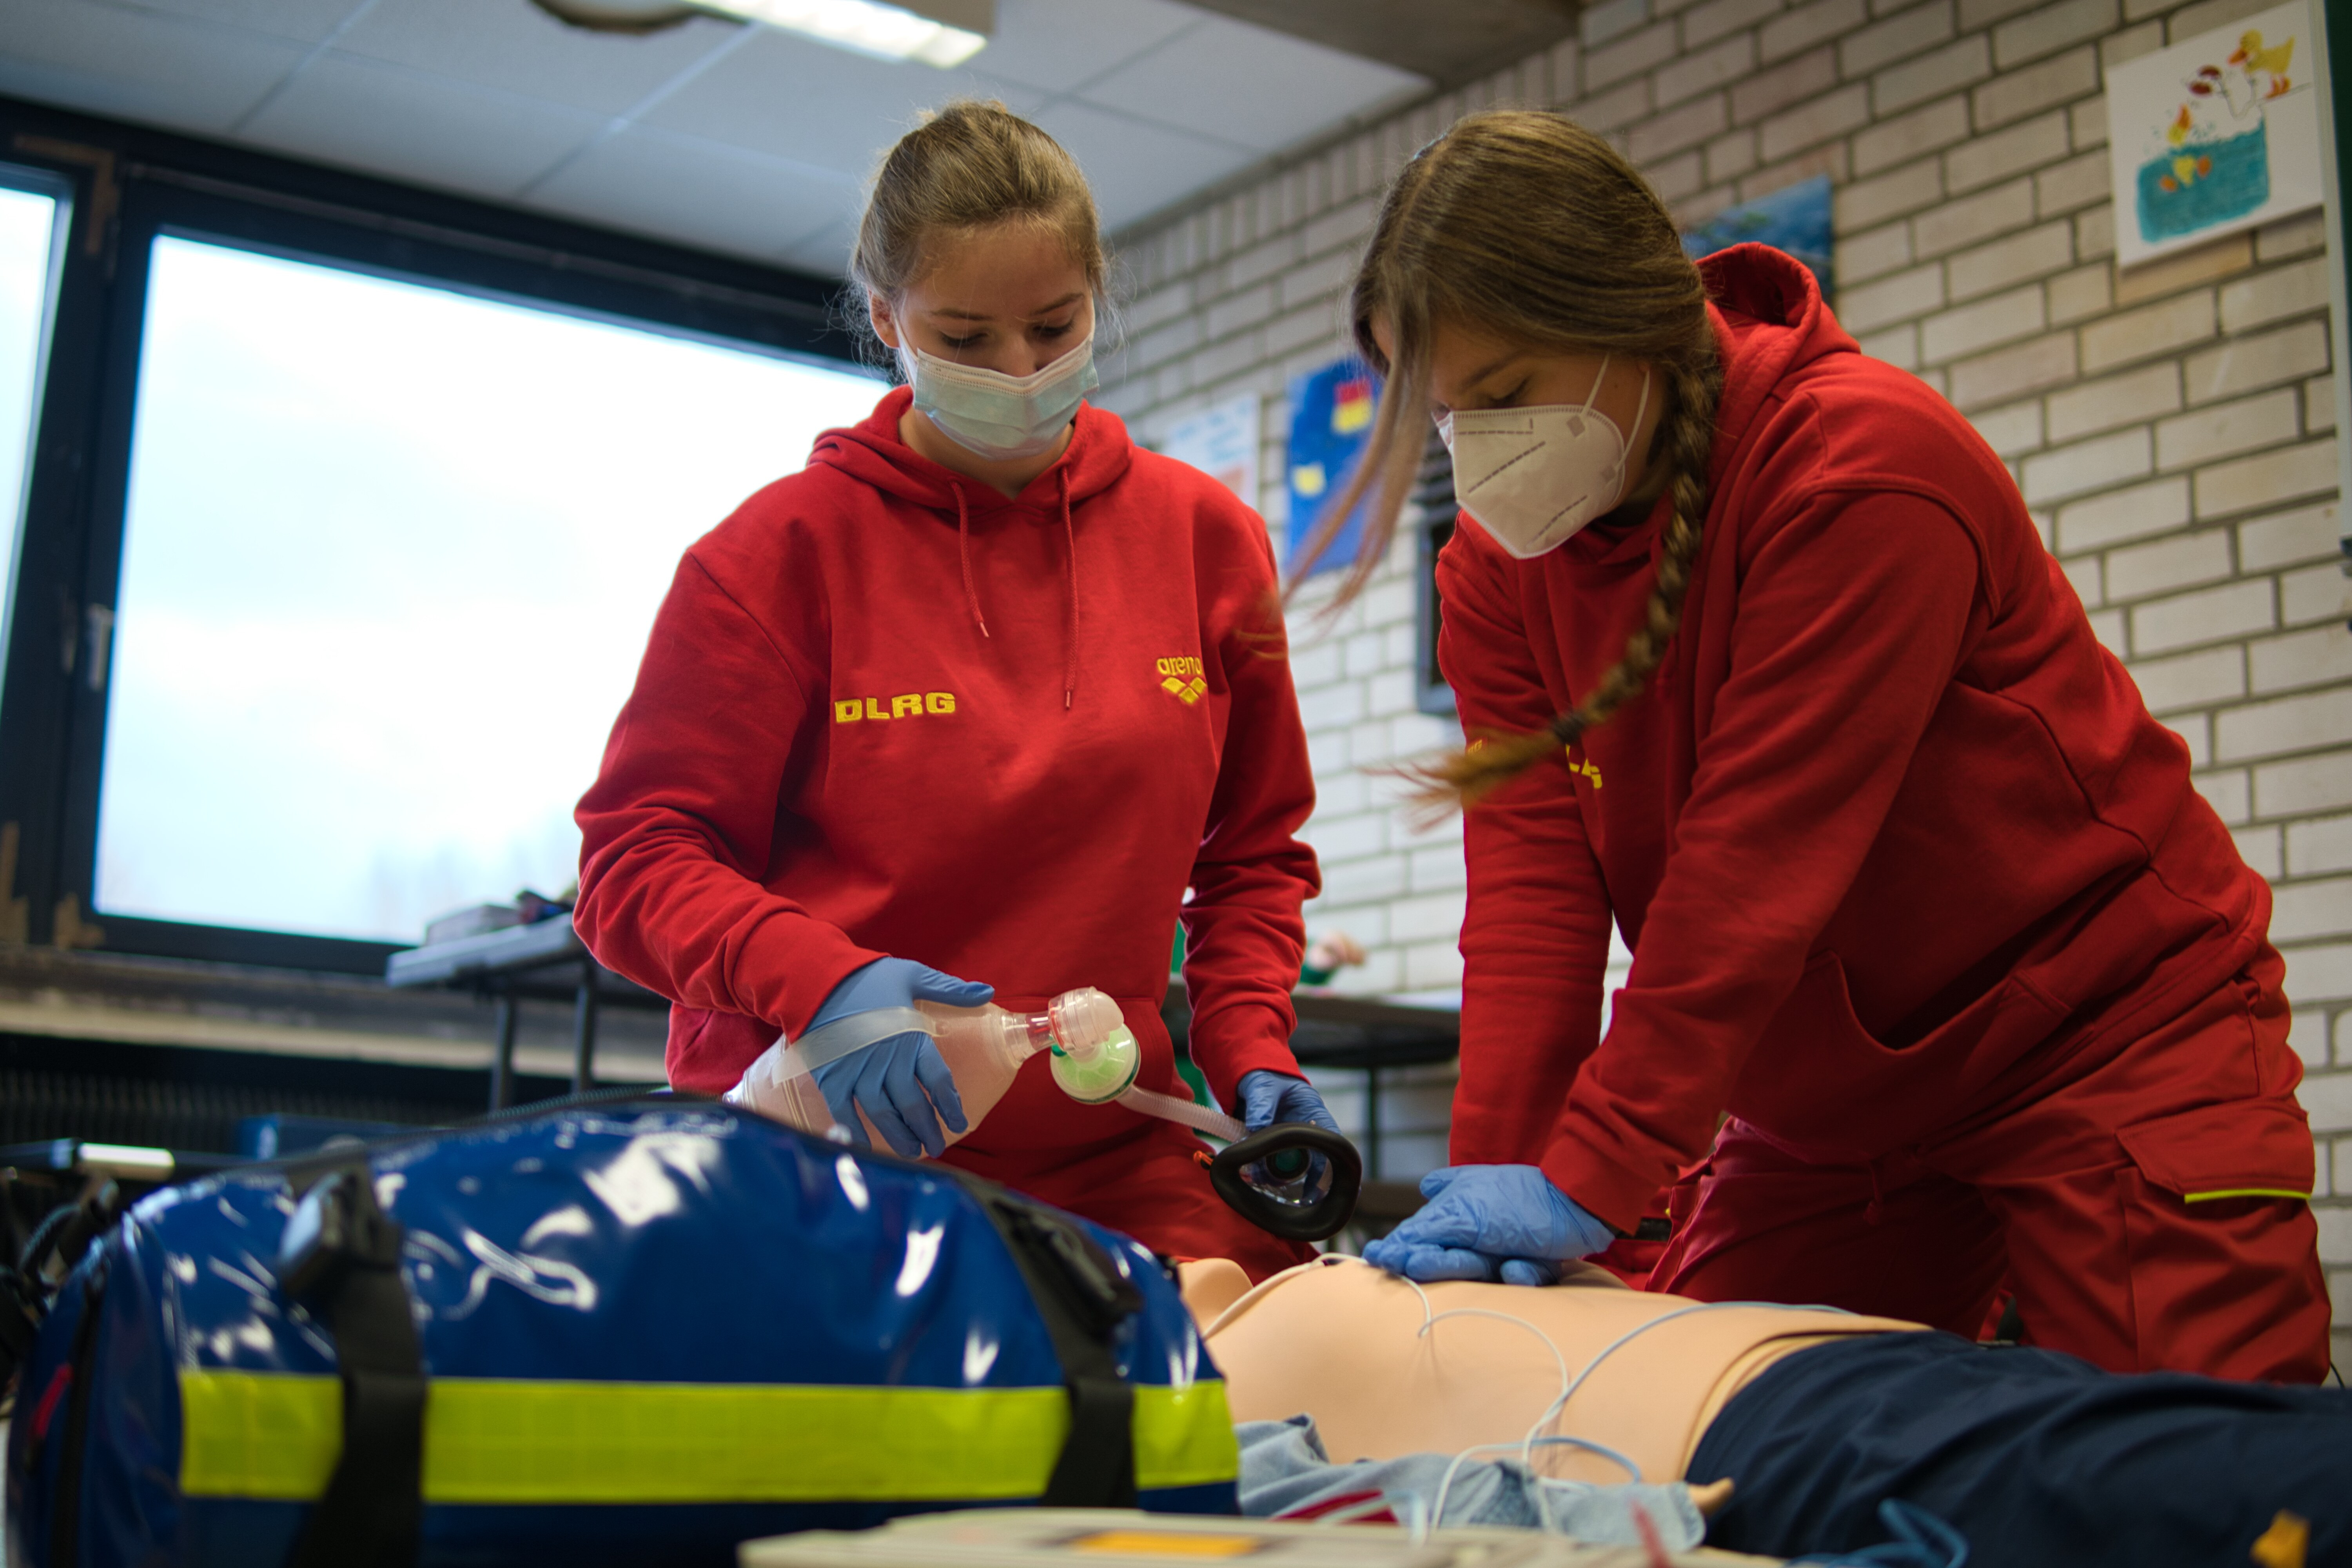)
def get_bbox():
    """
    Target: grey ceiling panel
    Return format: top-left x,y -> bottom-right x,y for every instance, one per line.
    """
777,215 -> 859,281
524,121 -> 861,262
1029,98 -> 1253,232
1078,13 -> 1424,154
1180,0 -> 1577,91
74,0 -> 369,47
0,0 -> 312,132
0,0 -> 1442,276
637,24 -> 1045,180
331,0 -> 740,117
970,0 -> 1198,94
240,51 -> 608,198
